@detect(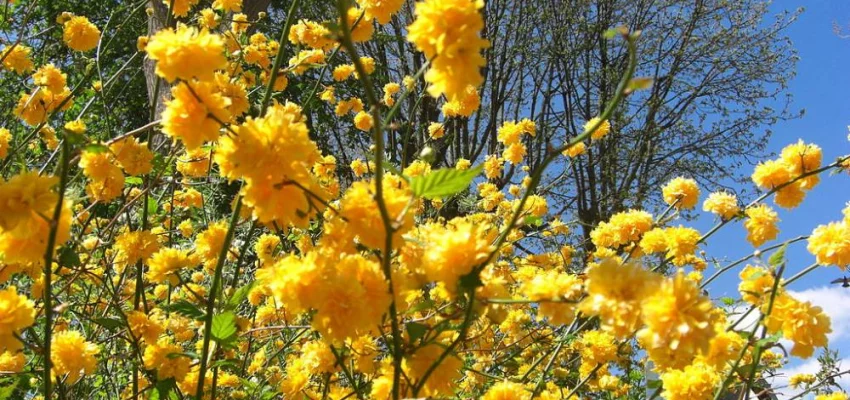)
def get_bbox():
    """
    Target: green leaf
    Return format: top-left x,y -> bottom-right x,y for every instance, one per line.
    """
524,215 -> 543,227
720,297 -> 736,306
626,77 -> 654,92
227,282 -> 256,309
94,318 -> 123,331
163,300 -> 205,320
145,196 -> 158,217
125,176 -> 143,185
756,332 -> 783,348
150,378 -> 176,400
0,377 -> 19,400
406,322 -> 428,343
211,311 -> 238,345
84,143 -> 108,153
769,244 -> 787,266
58,246 -> 81,268
646,379 -> 662,389
410,165 -> 482,200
